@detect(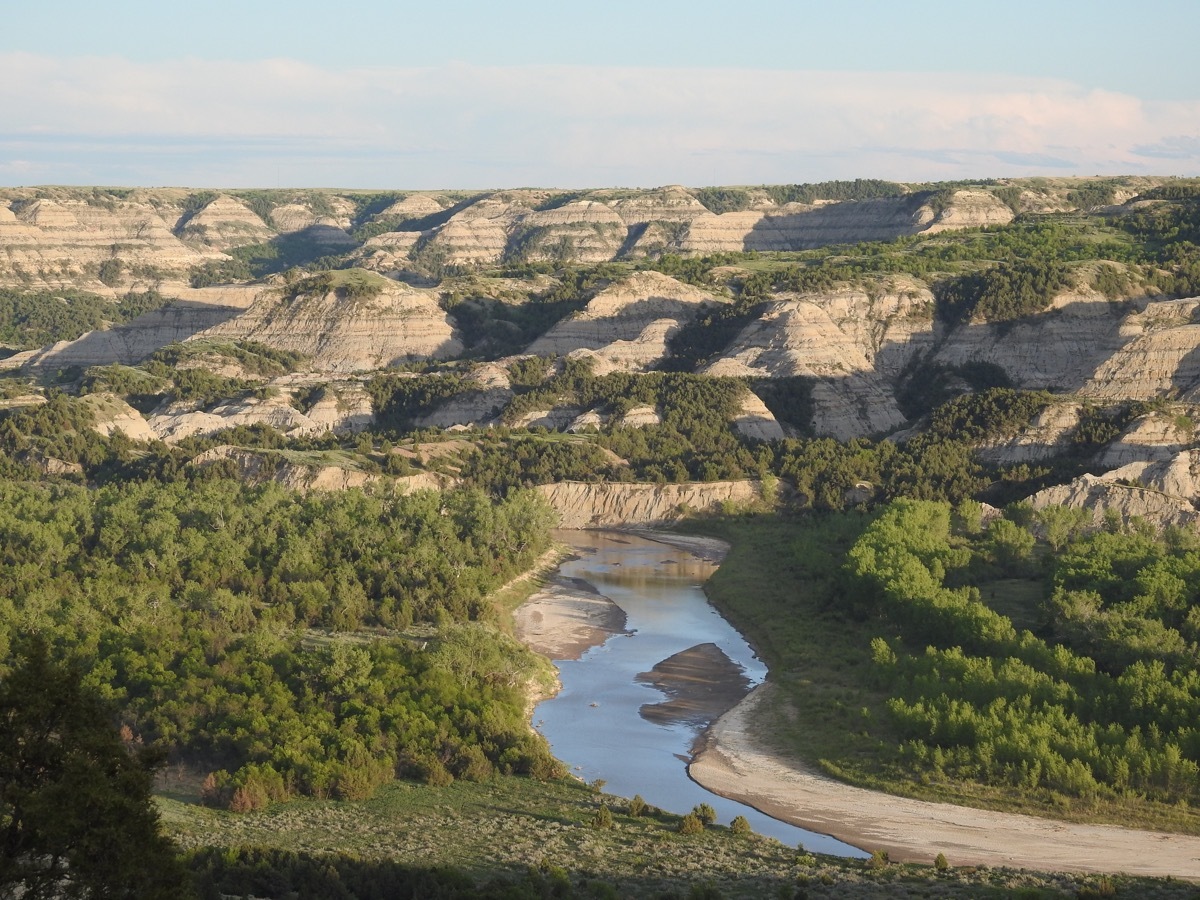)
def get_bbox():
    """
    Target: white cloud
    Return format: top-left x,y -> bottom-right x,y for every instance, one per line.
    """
0,54 -> 1197,187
